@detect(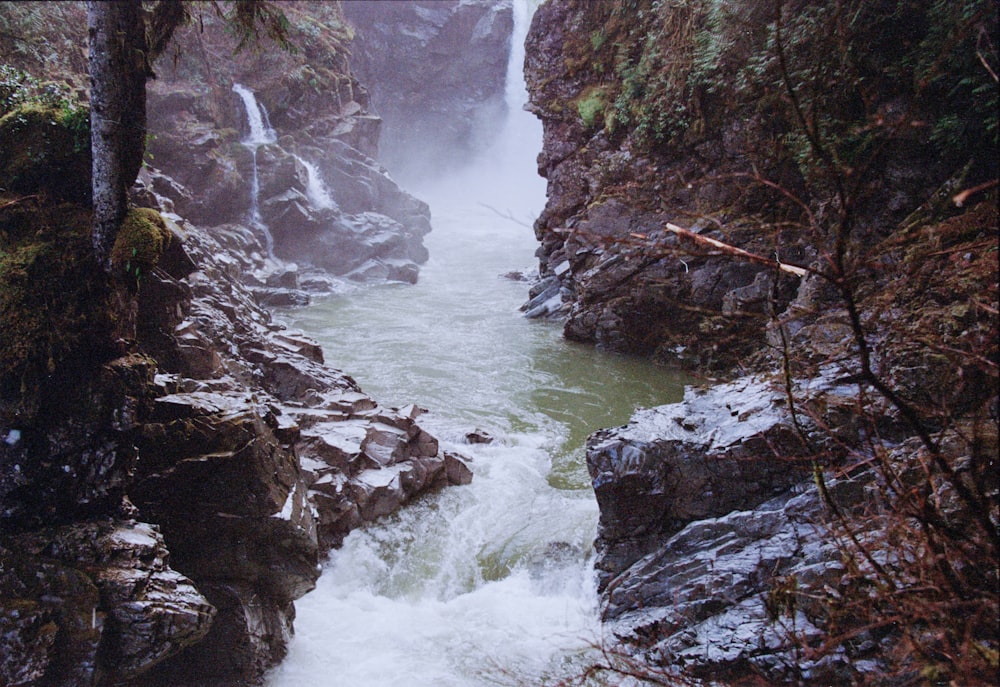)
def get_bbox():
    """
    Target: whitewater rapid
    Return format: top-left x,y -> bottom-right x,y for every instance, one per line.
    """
266,2 -> 688,684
